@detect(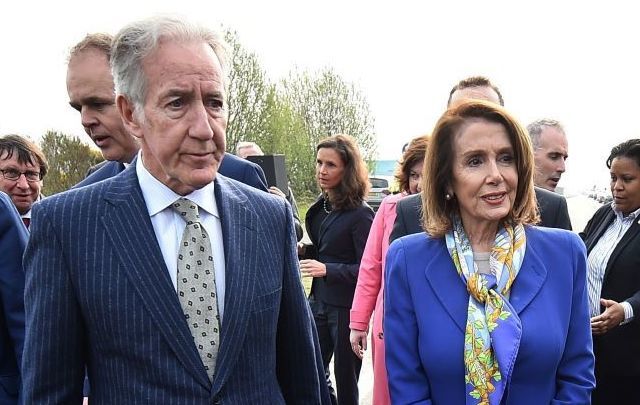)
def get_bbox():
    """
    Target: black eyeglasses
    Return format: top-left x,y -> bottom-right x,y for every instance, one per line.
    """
0,168 -> 42,182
